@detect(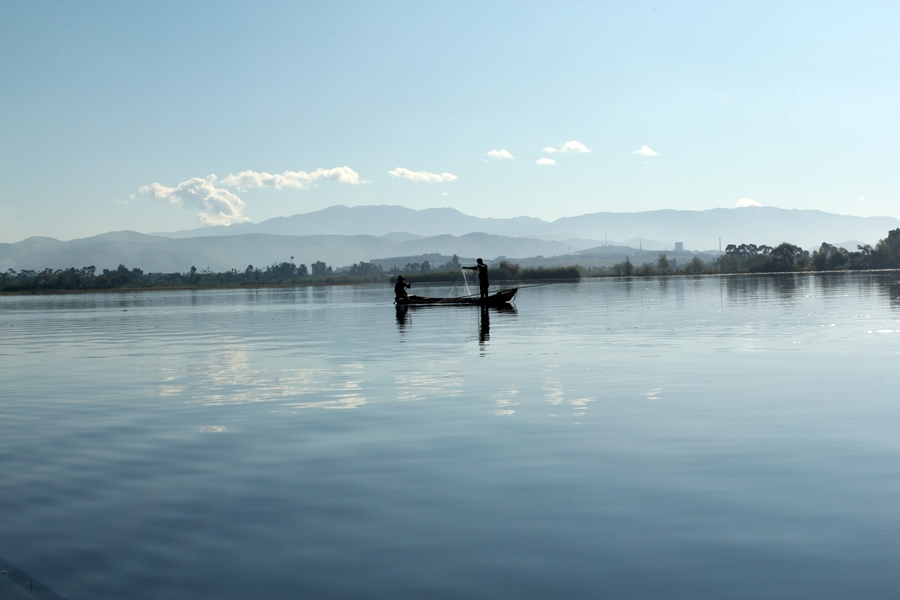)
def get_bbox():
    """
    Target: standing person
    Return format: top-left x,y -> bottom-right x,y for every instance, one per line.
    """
464,258 -> 489,301
394,275 -> 411,302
